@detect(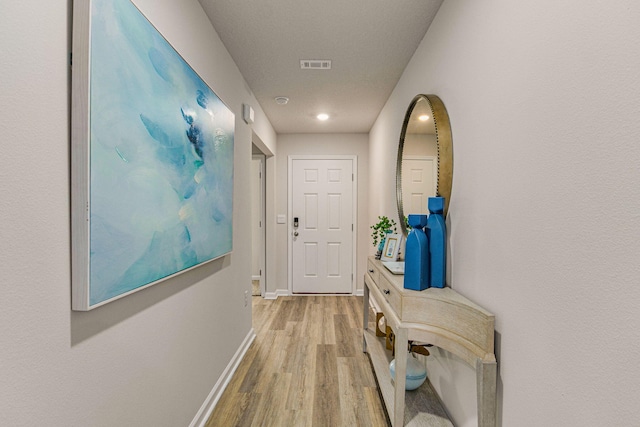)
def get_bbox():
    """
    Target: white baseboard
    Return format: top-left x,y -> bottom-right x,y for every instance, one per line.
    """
265,289 -> 363,299
189,328 -> 256,427
263,289 -> 289,300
